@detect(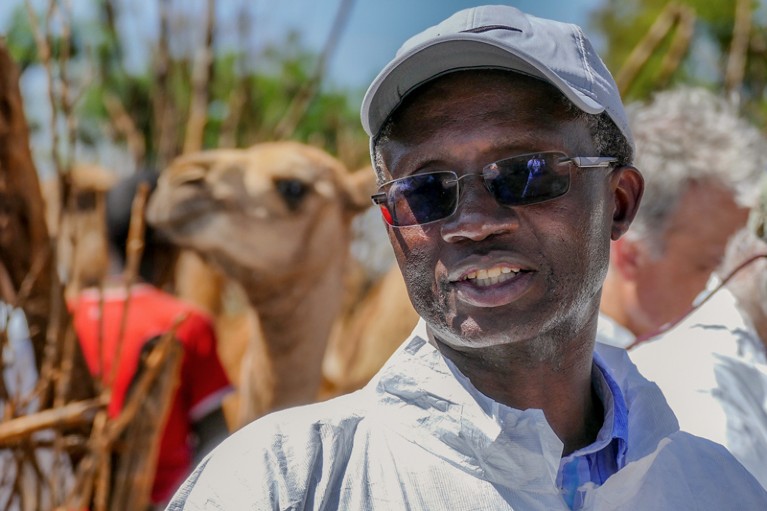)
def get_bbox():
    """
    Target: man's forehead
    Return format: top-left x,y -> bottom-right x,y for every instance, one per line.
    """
384,73 -> 568,142
392,70 -> 568,119
383,71 -> 587,145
